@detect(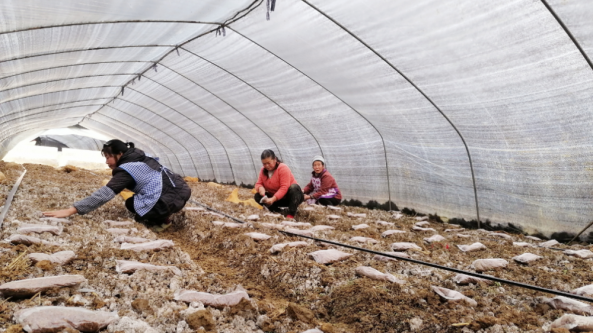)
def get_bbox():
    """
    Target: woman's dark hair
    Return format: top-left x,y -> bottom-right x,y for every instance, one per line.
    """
102,139 -> 134,157
261,149 -> 282,163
